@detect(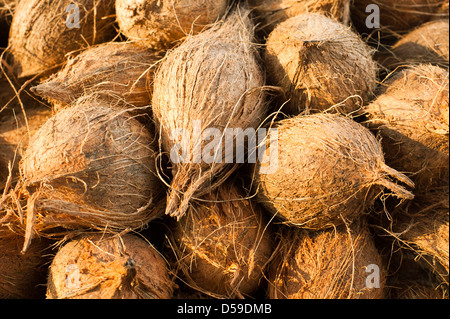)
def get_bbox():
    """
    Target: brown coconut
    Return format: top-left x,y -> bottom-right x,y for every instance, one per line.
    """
47,233 -> 175,299
264,13 -> 378,116
247,0 -> 351,34
152,7 -> 267,220
0,105 -> 53,188
351,0 -> 448,33
171,181 -> 273,299
378,20 -> 449,70
268,219 -> 386,299
253,113 -> 414,230
390,185 -> 449,285
363,64 -> 449,191
115,0 -> 229,49
7,0 -> 116,78
31,42 -> 165,110
2,96 -> 164,251
0,227 -> 52,298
